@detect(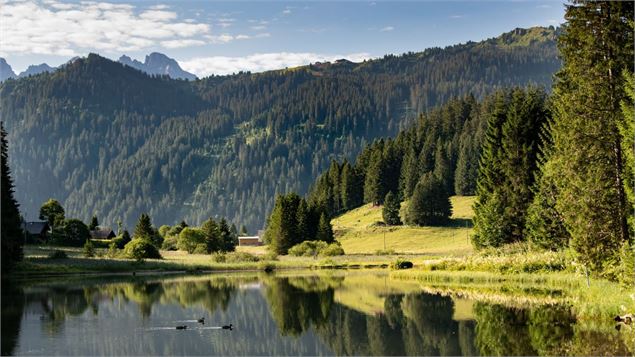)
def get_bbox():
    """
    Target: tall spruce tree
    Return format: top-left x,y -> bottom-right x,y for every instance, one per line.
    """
1,123 -> 23,272
316,212 -> 334,243
364,147 -> 387,205
340,161 -> 362,211
201,217 -> 220,253
472,88 -> 547,247
88,215 -> 99,231
382,191 -> 402,226
619,69 -> 634,233
265,193 -> 302,254
546,1 -> 633,272
133,213 -> 154,240
399,142 -> 420,199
